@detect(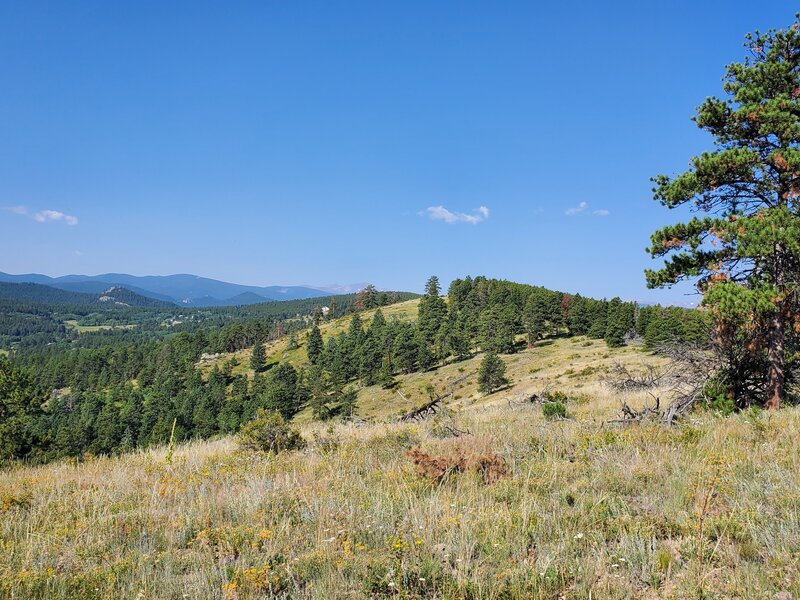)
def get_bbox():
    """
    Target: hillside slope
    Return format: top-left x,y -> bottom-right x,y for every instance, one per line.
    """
199,298 -> 422,381
201,297 -> 664,420
1,339 -> 797,599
